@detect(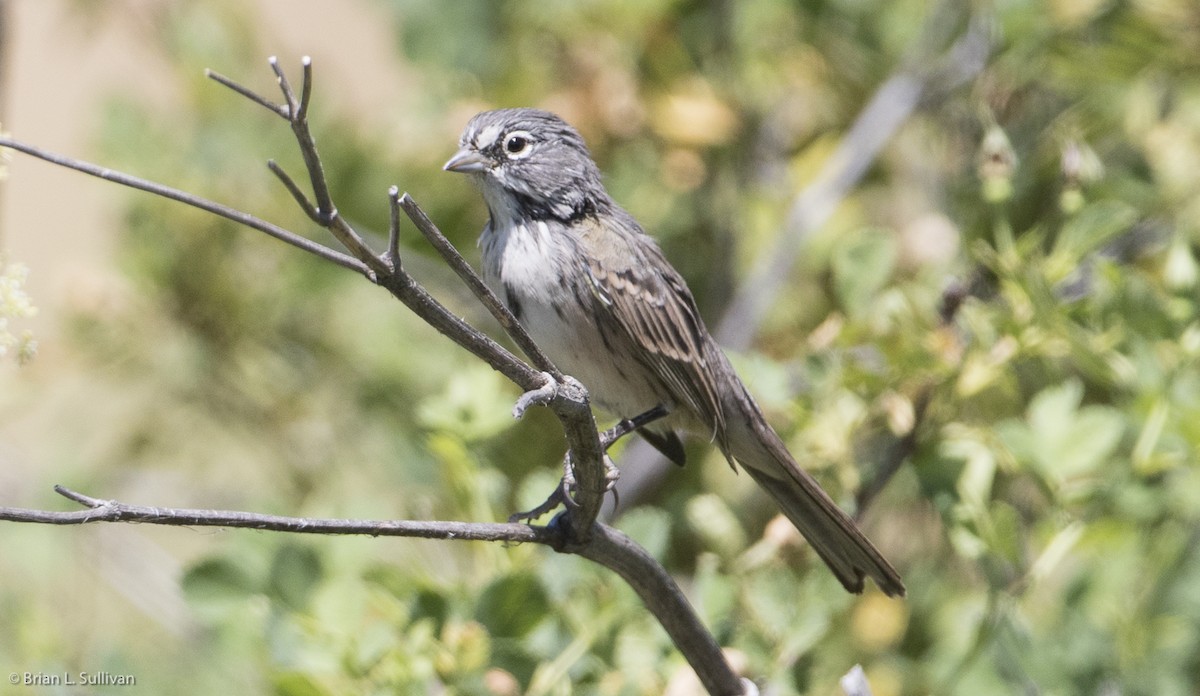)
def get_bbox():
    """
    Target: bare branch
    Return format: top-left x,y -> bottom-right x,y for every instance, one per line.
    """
0,486 -> 750,695
267,159 -> 319,220
214,57 -> 385,275
0,136 -> 367,275
567,524 -> 749,696
0,485 -> 554,543
268,56 -> 298,116
714,13 -> 992,348
855,388 -> 931,518
204,68 -> 287,117
397,193 -> 563,381
387,186 -> 403,270
297,56 -> 314,121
